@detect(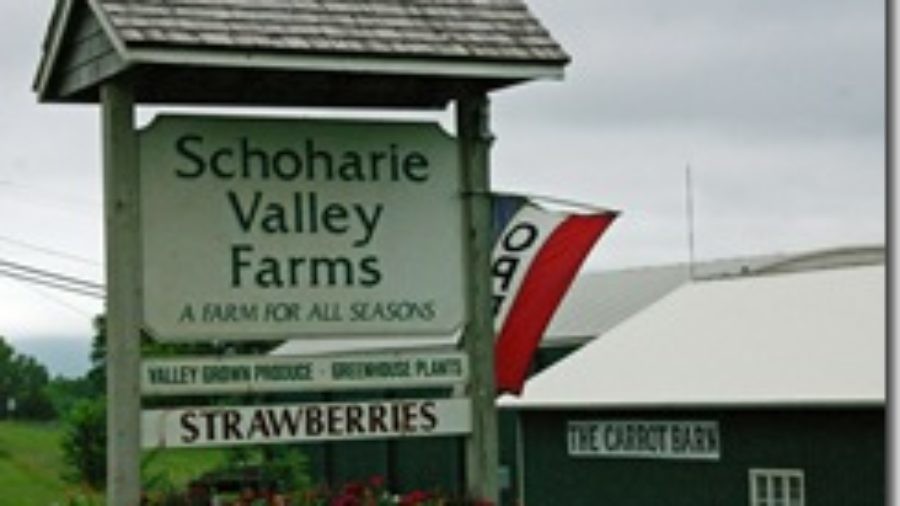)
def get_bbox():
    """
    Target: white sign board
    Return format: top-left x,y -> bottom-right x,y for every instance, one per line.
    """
139,115 -> 464,341
141,351 -> 468,395
141,398 -> 471,449
567,420 -> 721,460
